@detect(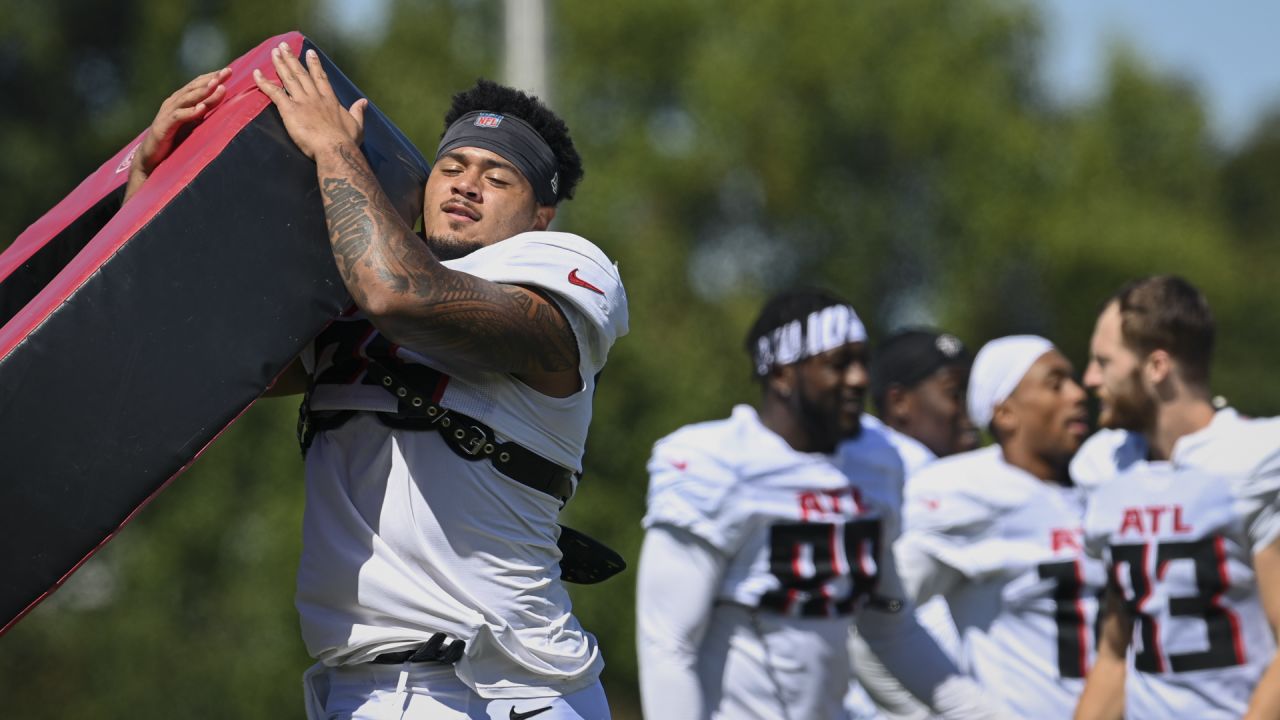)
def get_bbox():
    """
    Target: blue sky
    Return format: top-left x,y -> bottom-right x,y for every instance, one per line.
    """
1033,0 -> 1280,146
